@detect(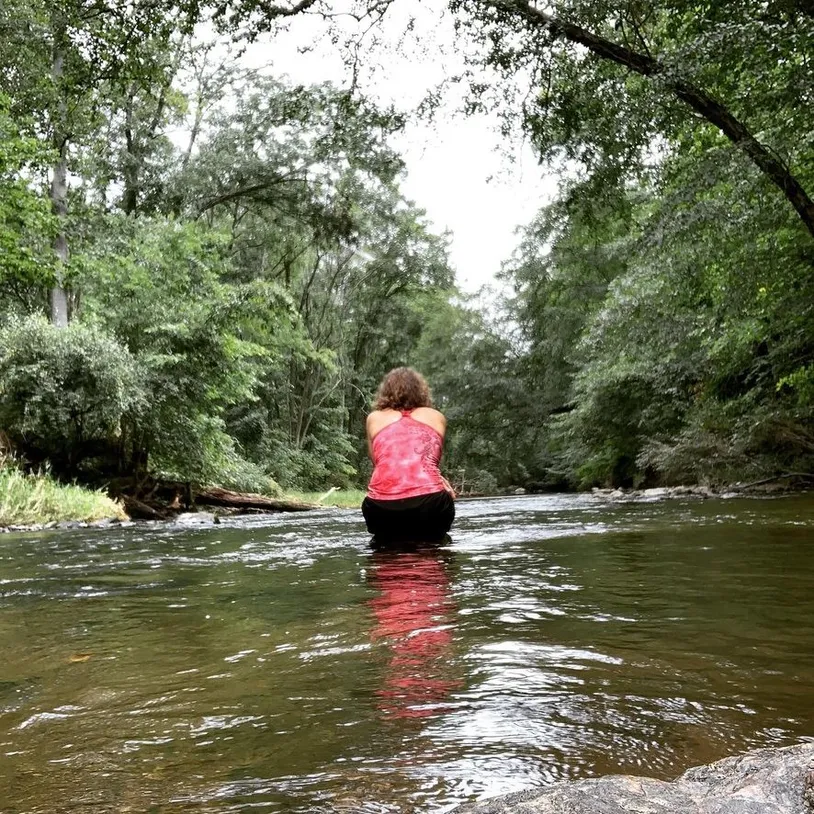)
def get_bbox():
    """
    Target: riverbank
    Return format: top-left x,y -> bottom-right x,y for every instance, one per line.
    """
1,479 -> 809,533
513,478 -> 812,501
0,468 -> 126,529
285,488 -> 366,509
0,481 -> 363,532
588,482 -> 802,501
